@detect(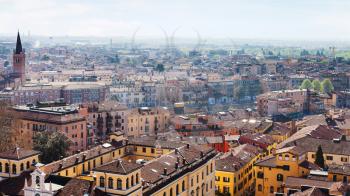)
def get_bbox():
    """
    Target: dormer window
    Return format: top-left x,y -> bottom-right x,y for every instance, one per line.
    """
285,155 -> 289,161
